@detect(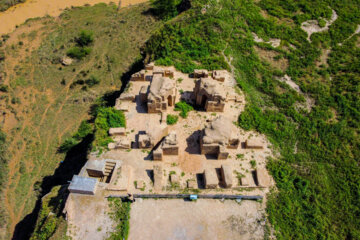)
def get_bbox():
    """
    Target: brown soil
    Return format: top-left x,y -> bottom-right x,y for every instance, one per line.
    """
129,199 -> 266,240
254,46 -> 288,71
0,0 -> 148,35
